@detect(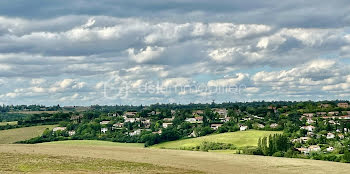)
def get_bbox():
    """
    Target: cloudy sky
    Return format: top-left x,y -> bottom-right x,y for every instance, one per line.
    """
1,0 -> 350,106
